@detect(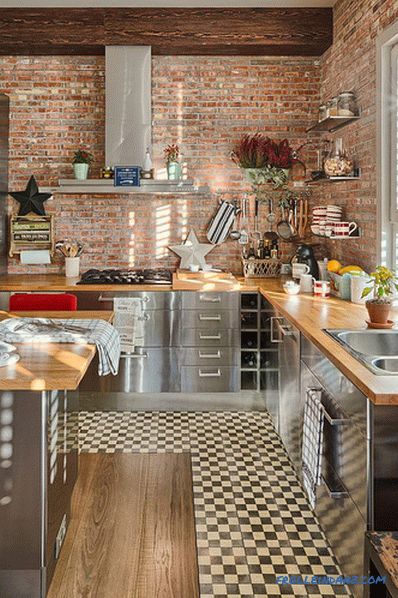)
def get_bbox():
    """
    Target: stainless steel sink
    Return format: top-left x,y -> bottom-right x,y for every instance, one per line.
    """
325,329 -> 398,375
